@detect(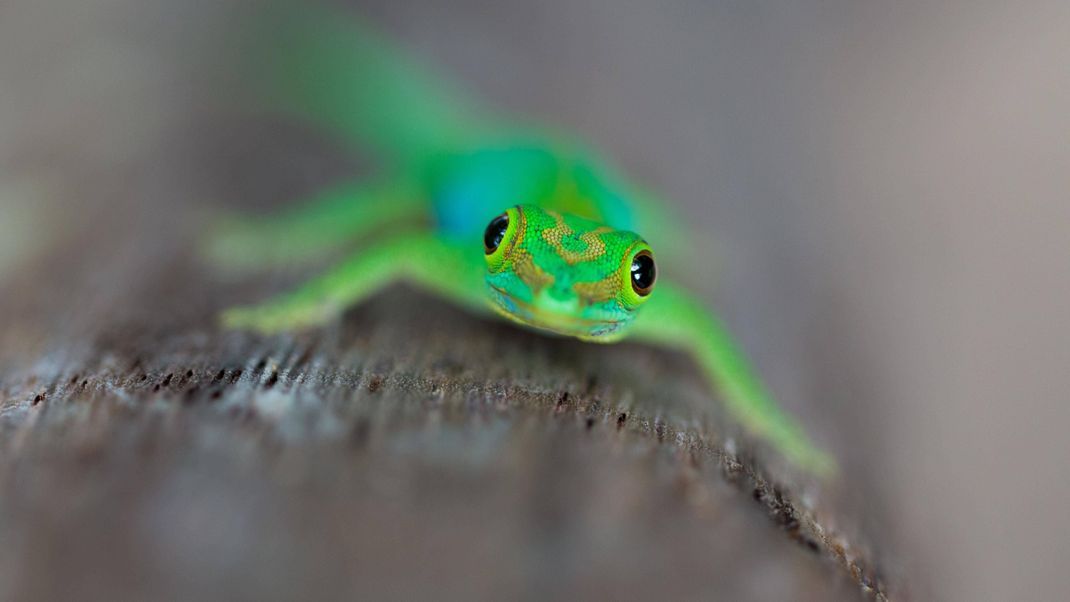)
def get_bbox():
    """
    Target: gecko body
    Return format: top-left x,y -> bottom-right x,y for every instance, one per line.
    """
207,1 -> 835,475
